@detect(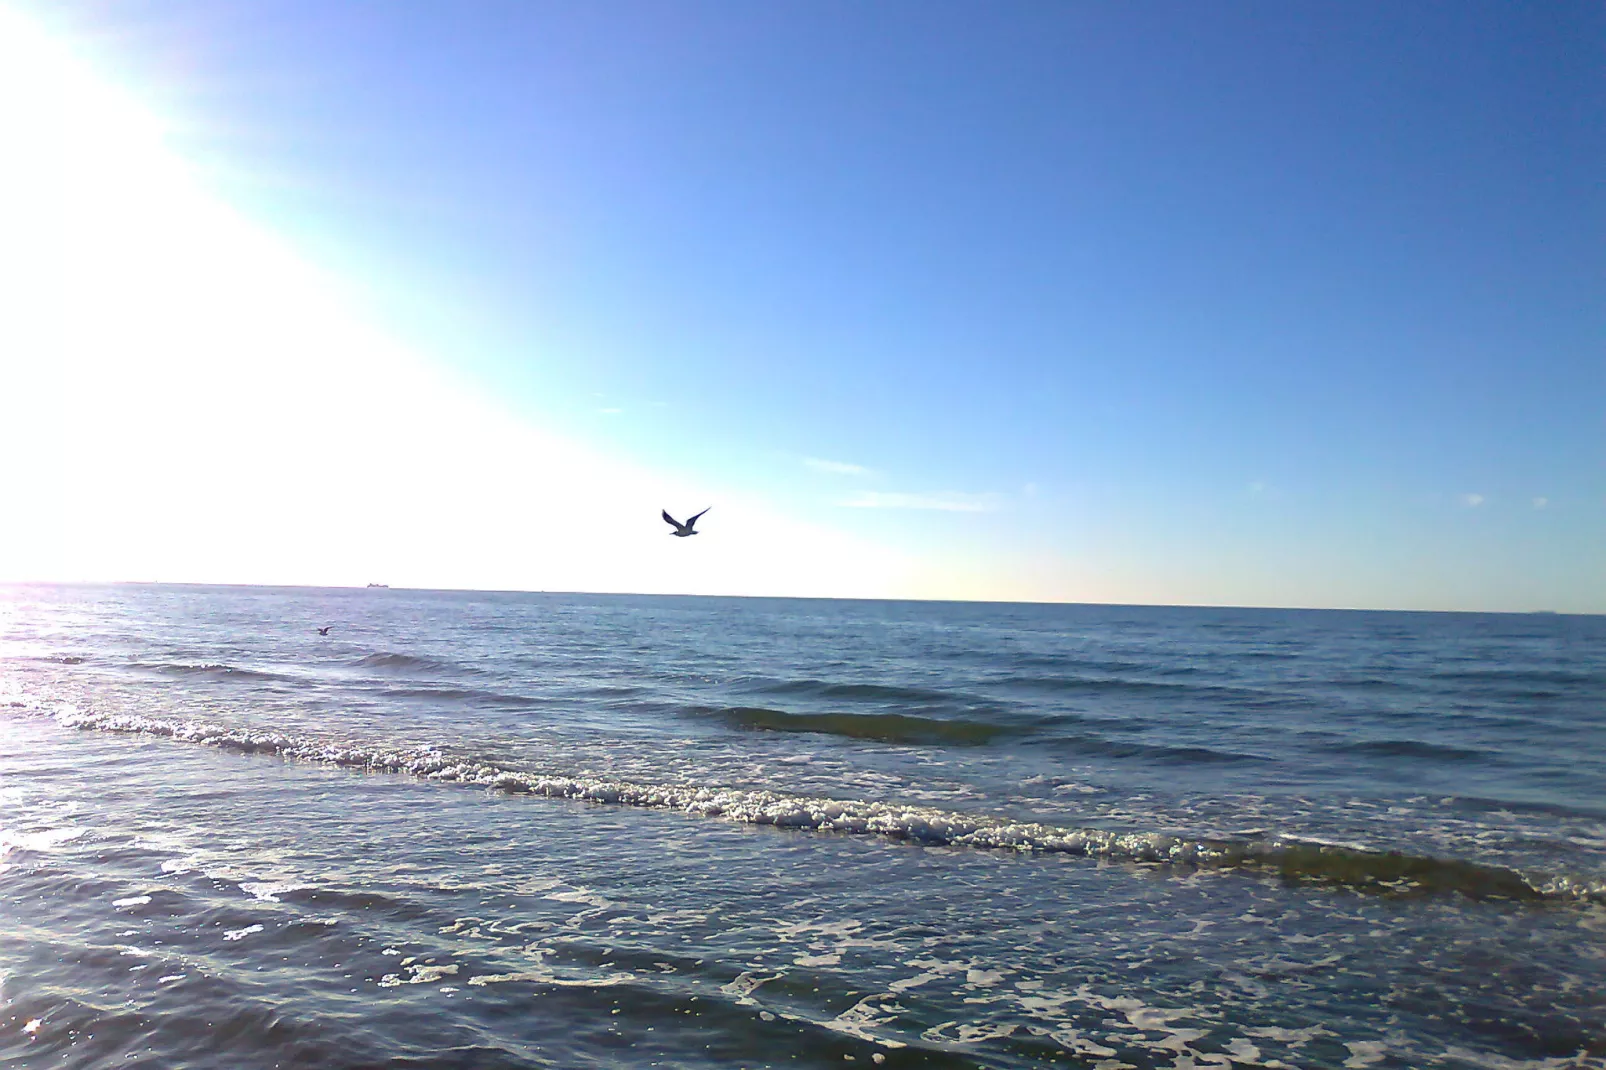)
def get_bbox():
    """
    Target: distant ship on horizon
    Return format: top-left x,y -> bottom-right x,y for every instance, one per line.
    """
366,583 -> 389,589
